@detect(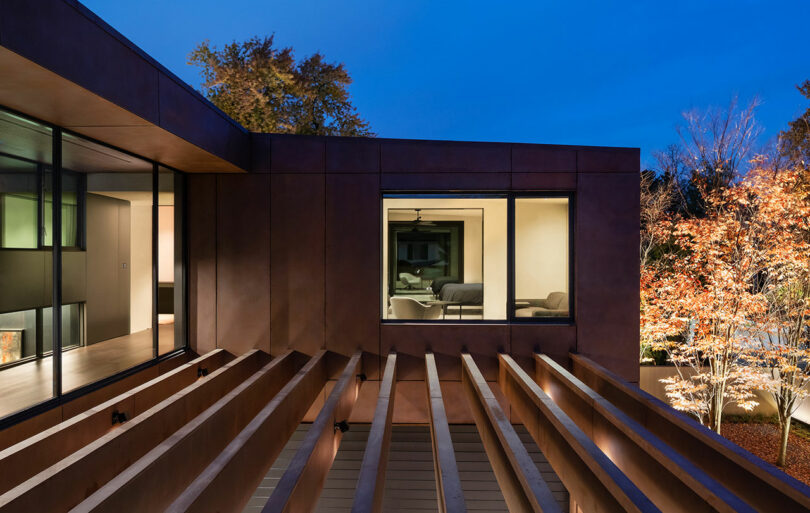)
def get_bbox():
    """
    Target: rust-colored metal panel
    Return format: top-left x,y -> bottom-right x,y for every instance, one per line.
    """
577,148 -> 640,173
325,173 -> 380,376
570,354 -> 810,513
352,353 -> 396,513
535,355 -> 754,513
462,354 -> 561,513
326,138 -> 380,173
158,74 -> 249,171
270,173 -> 326,356
381,172 -> 510,190
187,174 -> 217,355
166,351 -> 328,513
512,145 -> 576,173
498,354 -> 658,513
511,172 -> 576,190
0,0 -> 160,123
392,380 -> 430,424
263,351 -> 363,513
380,324 -> 507,381
425,353 -> 467,513
381,140 -> 509,173
216,174 -> 271,354
575,172 -> 640,382
74,351 -> 301,513
510,324 -> 576,374
270,134 -> 325,173
0,351 -> 266,513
